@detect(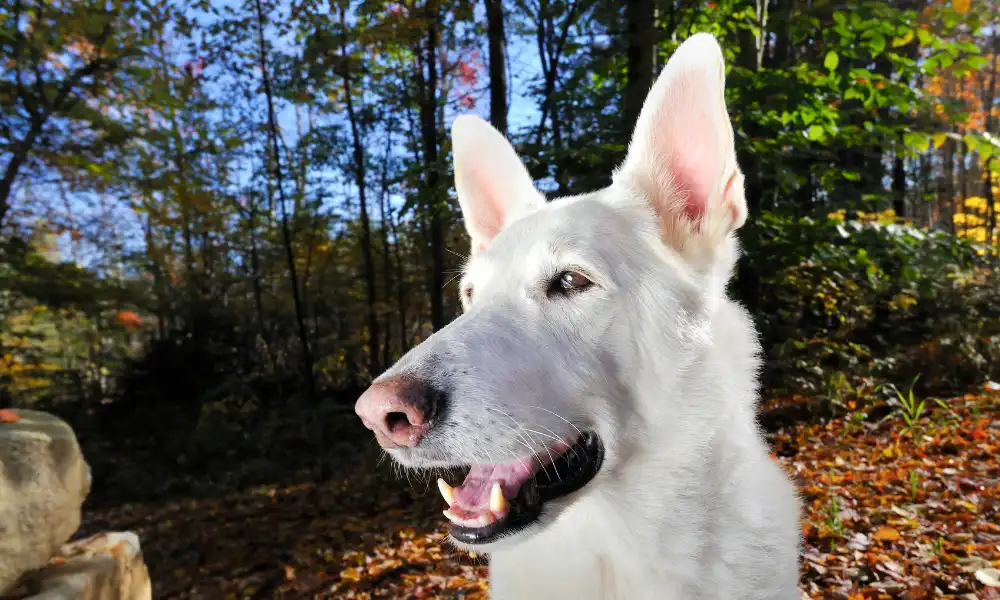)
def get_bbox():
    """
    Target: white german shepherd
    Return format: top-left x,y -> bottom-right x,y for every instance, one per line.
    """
356,32 -> 801,600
